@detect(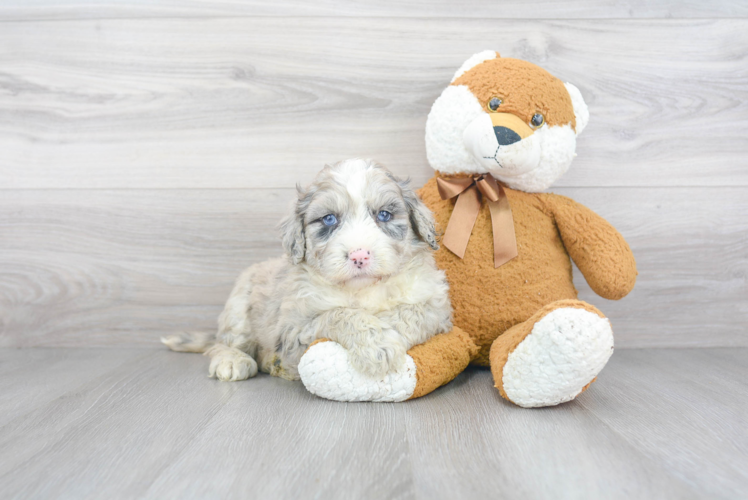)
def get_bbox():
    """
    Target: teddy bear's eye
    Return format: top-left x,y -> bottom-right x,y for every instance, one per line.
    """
487,97 -> 502,112
530,113 -> 545,128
